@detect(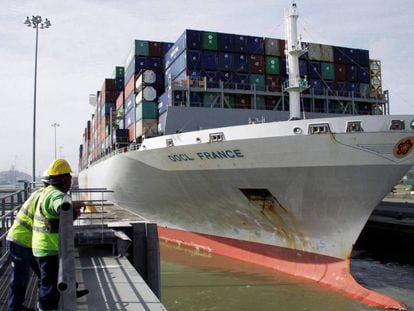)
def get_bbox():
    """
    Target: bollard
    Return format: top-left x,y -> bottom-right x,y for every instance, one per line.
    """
146,223 -> 161,299
58,200 -> 76,310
